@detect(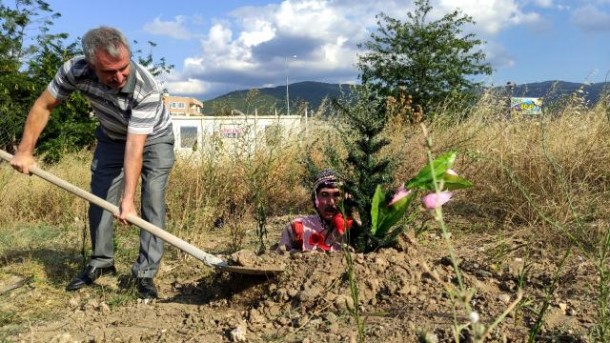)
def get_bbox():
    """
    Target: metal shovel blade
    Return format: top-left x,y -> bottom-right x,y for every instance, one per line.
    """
0,149 -> 283,276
